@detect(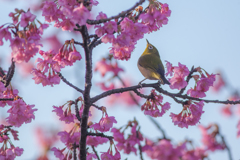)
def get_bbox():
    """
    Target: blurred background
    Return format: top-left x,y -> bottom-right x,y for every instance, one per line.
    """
0,0 -> 240,159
